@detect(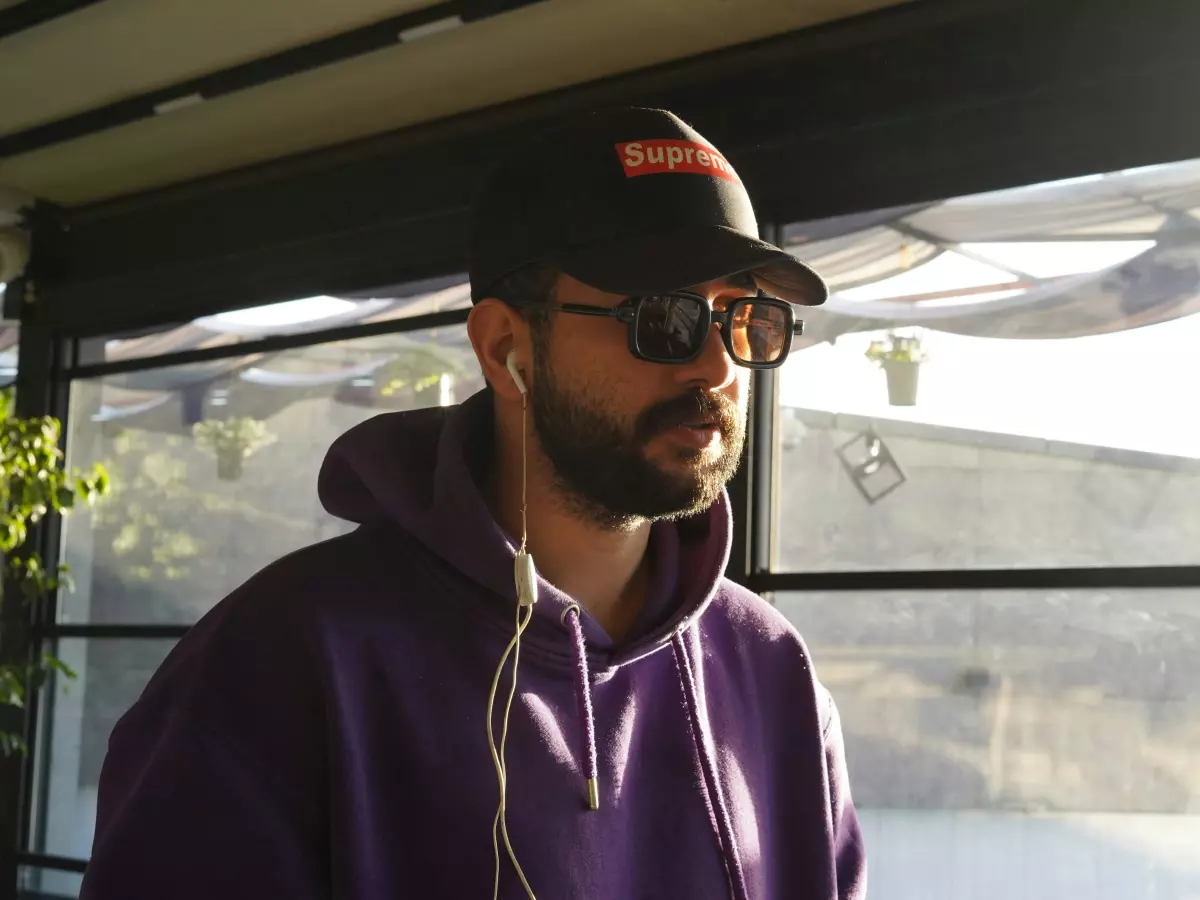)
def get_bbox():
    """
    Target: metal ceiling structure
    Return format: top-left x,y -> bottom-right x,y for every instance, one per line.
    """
0,0 -> 908,206
0,0 -> 1192,339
